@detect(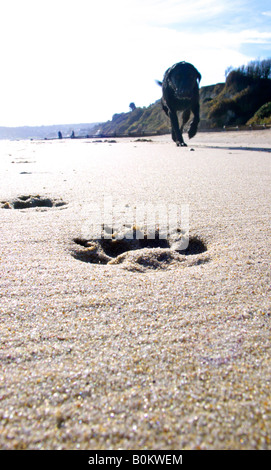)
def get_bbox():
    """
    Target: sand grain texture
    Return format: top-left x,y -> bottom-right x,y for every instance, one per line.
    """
0,131 -> 270,449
